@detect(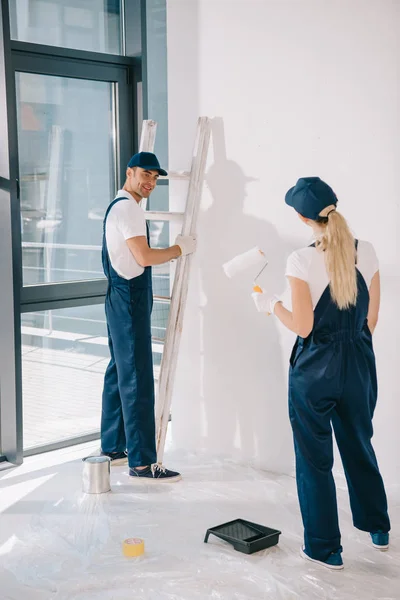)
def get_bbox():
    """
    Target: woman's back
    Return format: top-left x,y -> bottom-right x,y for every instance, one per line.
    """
285,239 -> 379,310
